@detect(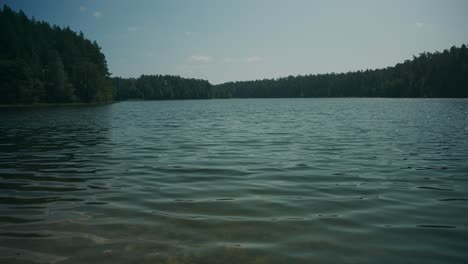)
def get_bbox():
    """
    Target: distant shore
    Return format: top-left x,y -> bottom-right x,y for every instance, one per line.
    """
0,102 -> 117,108
2,98 -> 467,108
